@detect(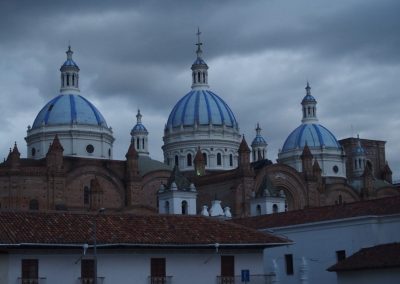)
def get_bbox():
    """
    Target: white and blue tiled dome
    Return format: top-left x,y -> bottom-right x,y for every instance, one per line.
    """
32,94 -> 108,129
166,90 -> 238,129
163,30 -> 241,172
278,83 -> 346,178
282,124 -> 341,151
26,46 -> 114,160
